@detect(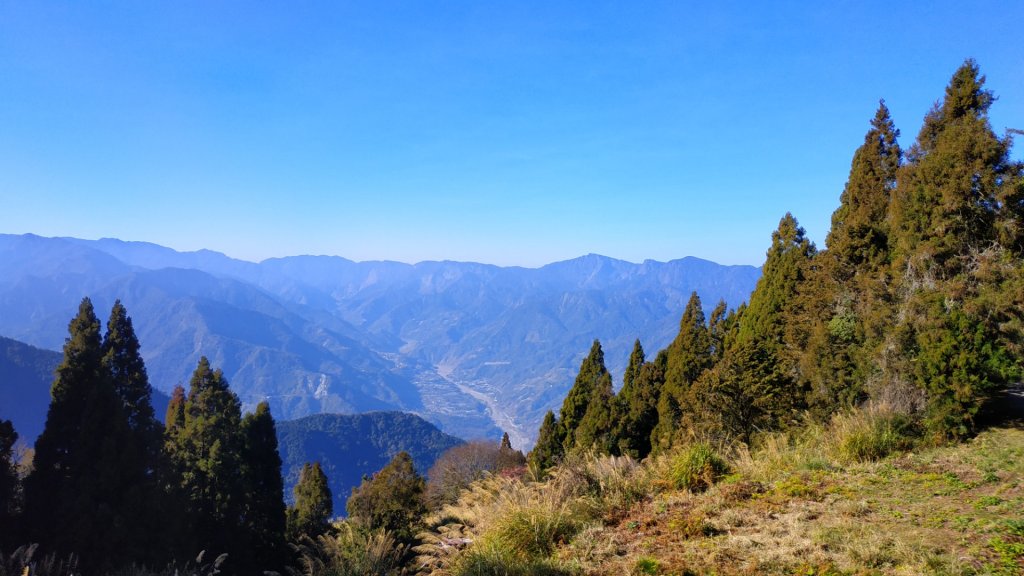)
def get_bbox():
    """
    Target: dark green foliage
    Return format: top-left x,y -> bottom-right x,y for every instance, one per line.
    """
884,60 -> 1022,438
0,420 -> 18,549
163,356 -> 246,565
911,294 -> 1018,439
621,339 -> 645,395
615,342 -> 663,459
528,411 -> 564,471
276,411 -> 462,514
801,103 -> 903,418
616,357 -> 664,459
827,101 -> 902,275
101,300 -> 165,565
892,60 -> 1010,278
683,341 -> 790,444
346,451 -> 426,546
651,293 -> 714,453
738,213 -> 816,349
572,371 -> 616,454
287,462 -> 333,542
558,340 -> 610,451
23,298 -> 127,570
707,300 -> 731,362
241,401 -> 288,571
530,59 -> 1021,465
720,215 -> 814,436
666,293 -> 714,386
